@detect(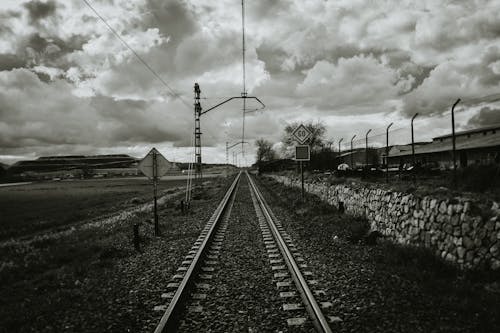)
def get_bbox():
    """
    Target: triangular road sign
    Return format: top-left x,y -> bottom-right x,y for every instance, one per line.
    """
138,148 -> 172,179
